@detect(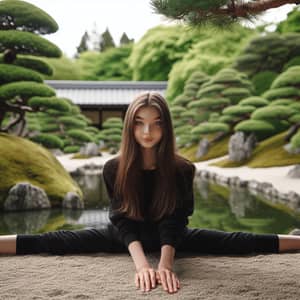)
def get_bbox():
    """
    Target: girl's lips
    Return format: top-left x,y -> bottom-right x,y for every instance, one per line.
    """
144,138 -> 153,142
